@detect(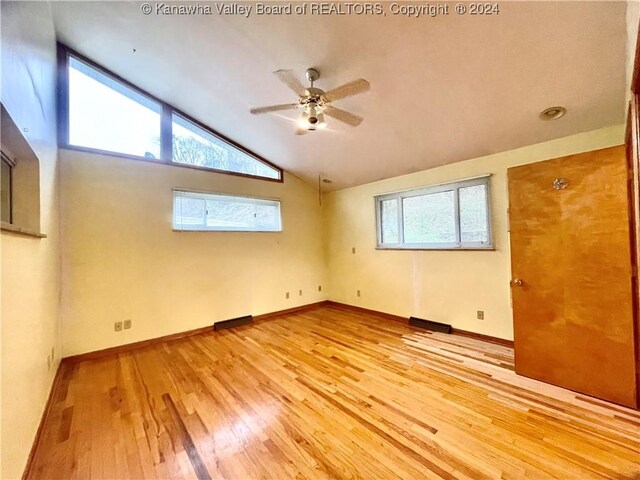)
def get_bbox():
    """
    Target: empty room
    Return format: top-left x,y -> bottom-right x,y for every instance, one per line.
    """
2,0 -> 640,479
